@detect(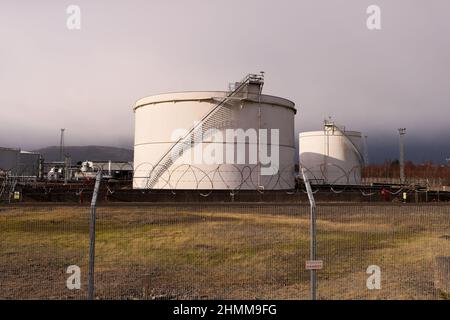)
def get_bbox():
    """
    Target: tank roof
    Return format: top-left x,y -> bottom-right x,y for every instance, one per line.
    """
299,130 -> 362,137
133,91 -> 296,112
